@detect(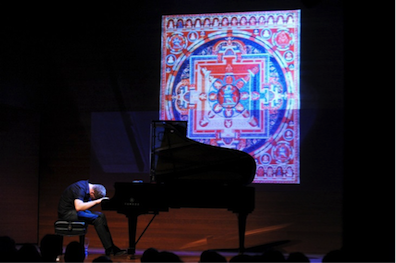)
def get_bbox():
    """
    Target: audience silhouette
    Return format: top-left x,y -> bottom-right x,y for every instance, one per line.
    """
321,249 -> 346,262
141,247 -> 161,262
40,234 -> 63,262
6,233 -> 392,263
286,251 -> 310,262
15,243 -> 42,262
157,251 -> 183,262
0,236 -> 17,262
229,253 -> 255,262
199,249 -> 227,262
64,241 -> 85,262
260,248 -> 286,262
